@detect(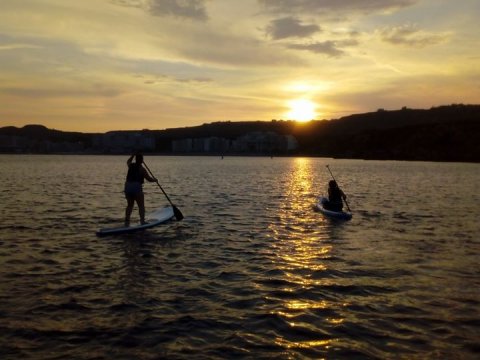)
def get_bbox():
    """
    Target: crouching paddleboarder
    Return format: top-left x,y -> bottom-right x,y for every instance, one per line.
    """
323,180 -> 347,212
